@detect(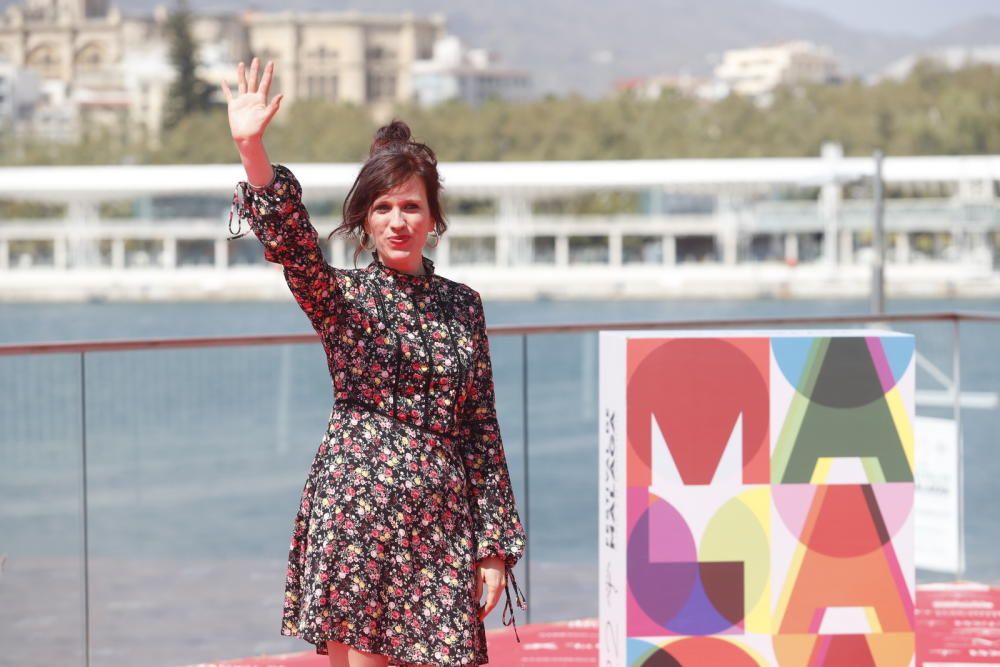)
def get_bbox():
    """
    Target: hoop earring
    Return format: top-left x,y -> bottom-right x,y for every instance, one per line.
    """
359,231 -> 375,251
426,229 -> 440,248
